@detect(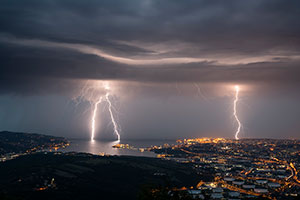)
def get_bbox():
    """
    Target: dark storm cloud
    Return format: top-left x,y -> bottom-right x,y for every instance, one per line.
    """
1,0 -> 300,94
